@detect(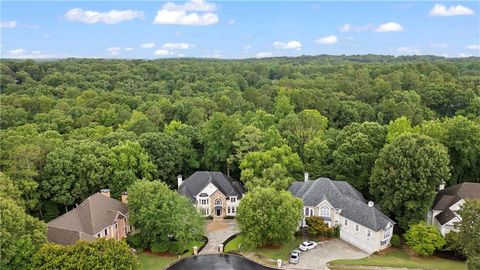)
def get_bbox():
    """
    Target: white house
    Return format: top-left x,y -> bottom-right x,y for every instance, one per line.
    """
427,182 -> 480,236
177,171 -> 245,218
288,174 -> 395,254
